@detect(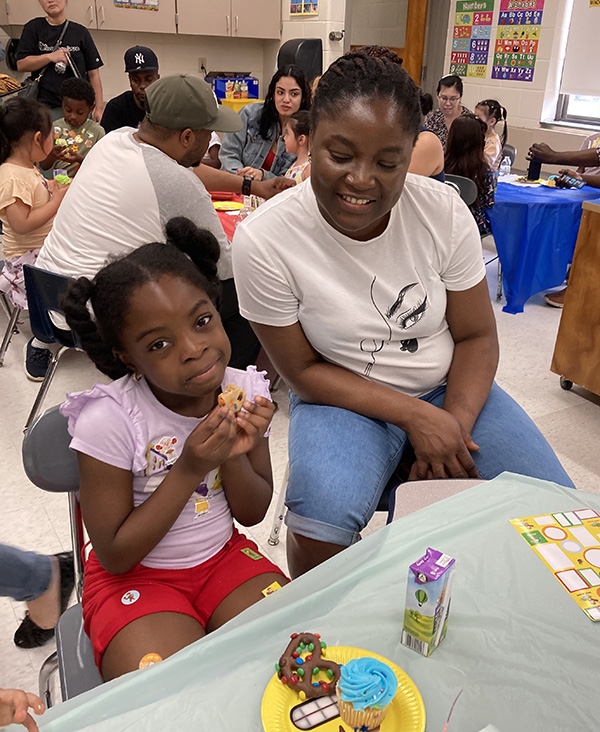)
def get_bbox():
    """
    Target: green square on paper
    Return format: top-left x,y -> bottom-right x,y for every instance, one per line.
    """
522,530 -> 547,546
